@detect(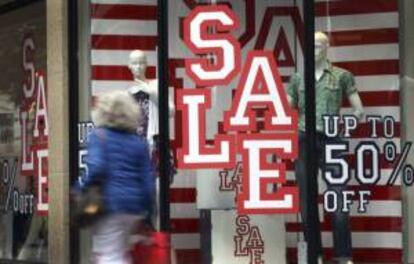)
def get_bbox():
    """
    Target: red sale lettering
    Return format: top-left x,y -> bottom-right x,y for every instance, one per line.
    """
219,161 -> 243,201
22,36 -> 36,98
35,148 -> 48,213
234,235 -> 249,256
237,134 -> 299,214
234,215 -> 265,263
246,227 -> 264,248
20,36 -> 36,173
235,215 -> 250,236
20,110 -> 34,173
176,89 -> 236,169
32,71 -> 49,215
219,168 -> 235,191
183,5 -> 241,86
20,34 -> 49,215
33,74 -> 49,138
250,247 -> 264,264
224,51 -> 297,132
178,5 -> 299,214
